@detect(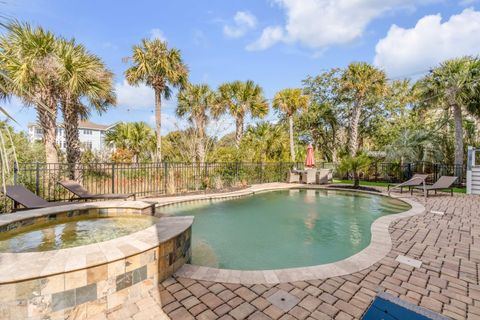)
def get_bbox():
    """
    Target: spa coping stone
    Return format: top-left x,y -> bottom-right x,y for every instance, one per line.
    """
154,183 -> 426,285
